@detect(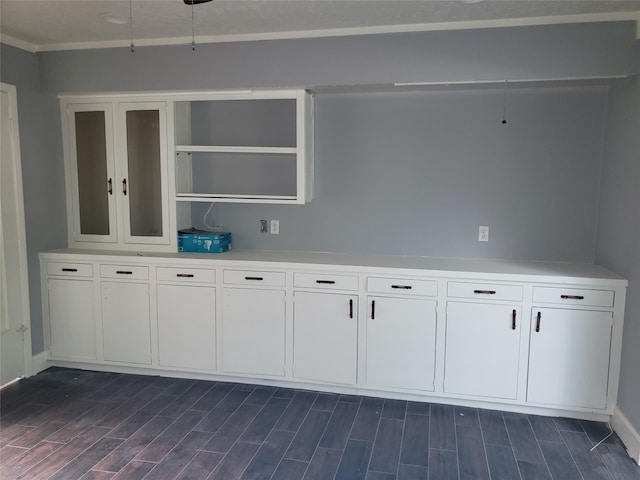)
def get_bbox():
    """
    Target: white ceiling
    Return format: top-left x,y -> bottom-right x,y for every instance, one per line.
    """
1,0 -> 640,53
